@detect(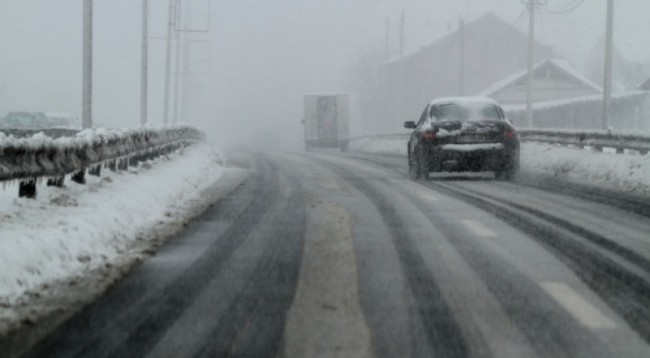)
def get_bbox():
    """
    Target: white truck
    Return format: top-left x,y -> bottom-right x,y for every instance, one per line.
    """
303,94 -> 349,151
